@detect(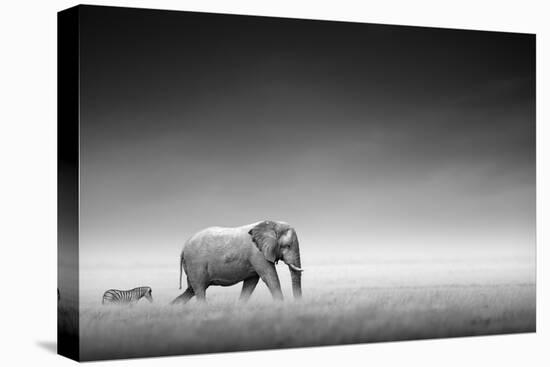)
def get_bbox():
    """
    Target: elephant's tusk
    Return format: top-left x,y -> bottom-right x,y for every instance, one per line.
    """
288,264 -> 304,272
